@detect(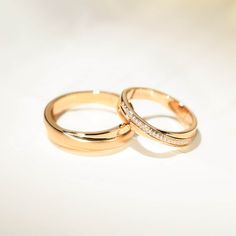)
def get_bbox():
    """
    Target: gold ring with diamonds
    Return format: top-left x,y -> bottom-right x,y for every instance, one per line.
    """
44,91 -> 134,152
117,87 -> 198,147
